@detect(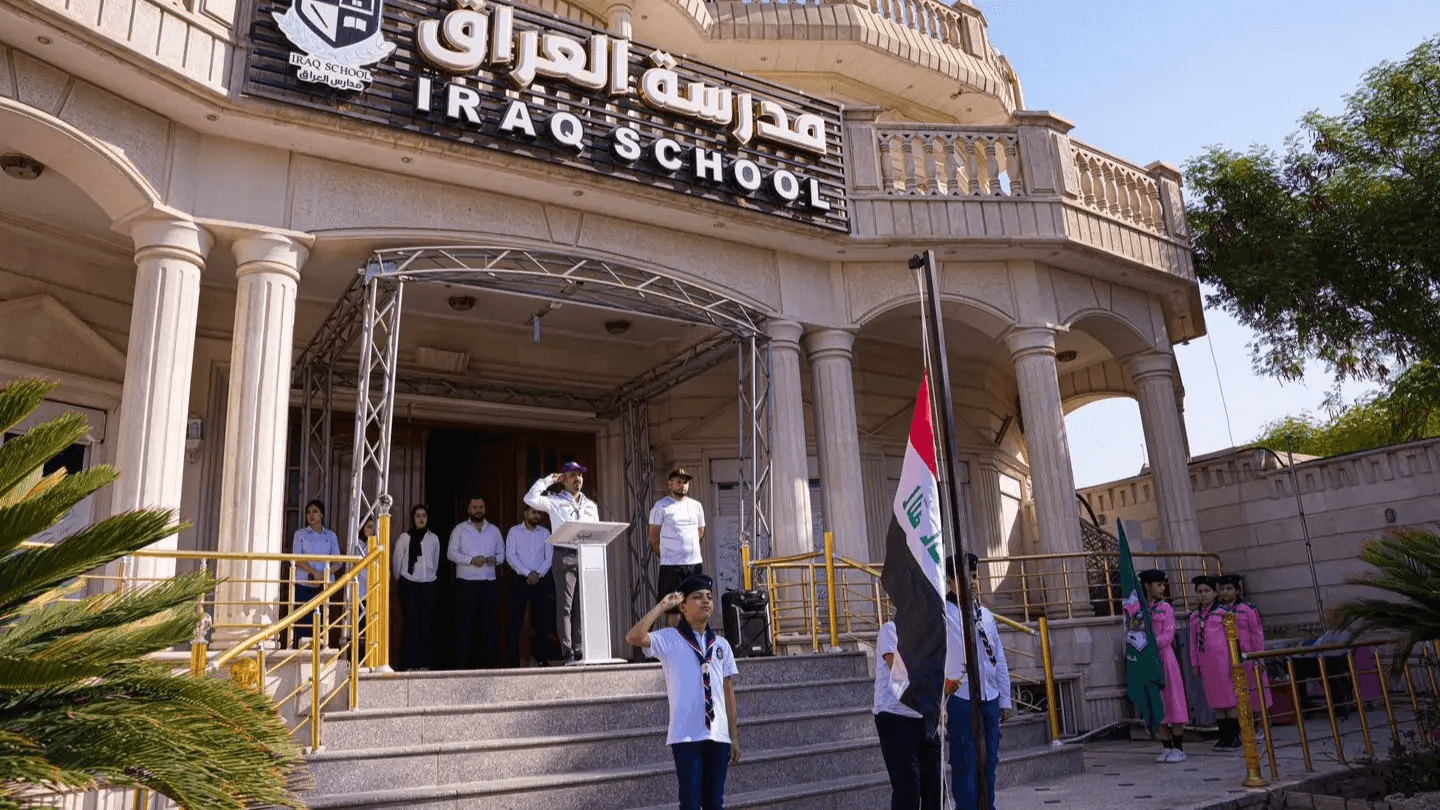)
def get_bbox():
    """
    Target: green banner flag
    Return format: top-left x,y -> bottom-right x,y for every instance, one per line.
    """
1118,522 -> 1165,733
